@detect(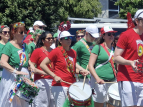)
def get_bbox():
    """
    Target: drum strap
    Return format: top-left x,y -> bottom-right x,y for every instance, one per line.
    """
18,43 -> 26,71
40,47 -> 53,69
80,39 -> 91,54
100,43 -> 116,77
